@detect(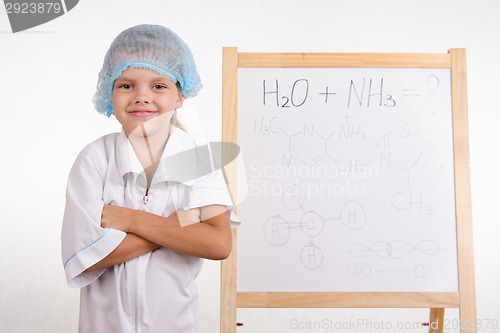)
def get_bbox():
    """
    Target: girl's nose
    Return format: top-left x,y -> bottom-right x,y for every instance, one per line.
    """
134,88 -> 151,104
